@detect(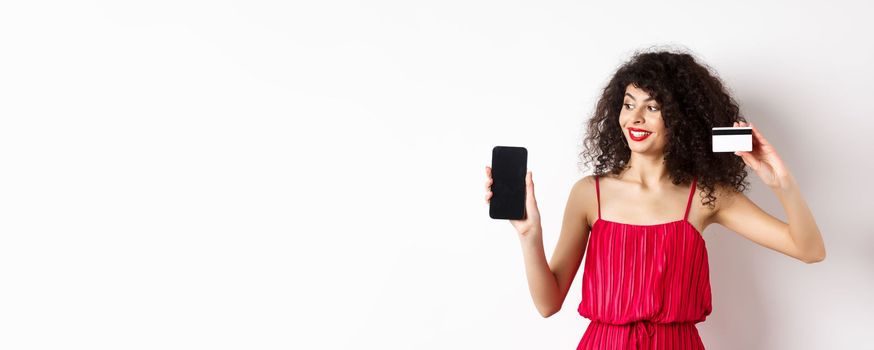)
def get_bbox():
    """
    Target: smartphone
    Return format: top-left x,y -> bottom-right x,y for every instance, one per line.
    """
489,146 -> 527,220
